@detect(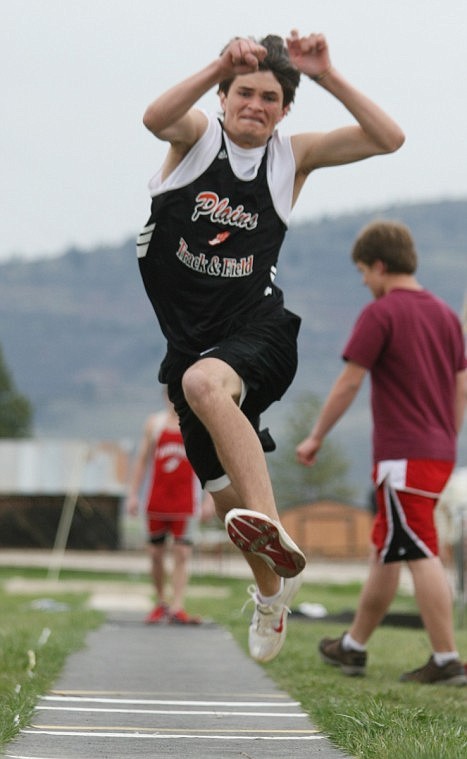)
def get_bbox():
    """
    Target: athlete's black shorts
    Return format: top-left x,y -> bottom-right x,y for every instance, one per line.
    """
161,309 -> 301,489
